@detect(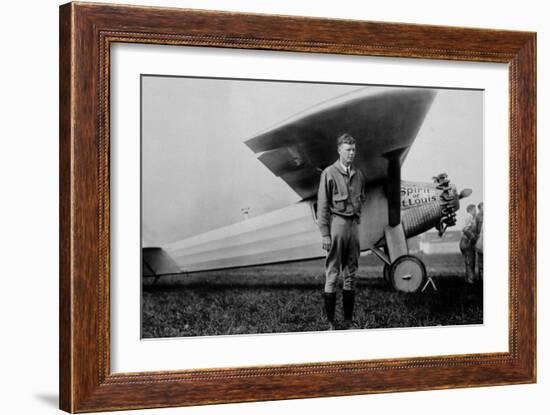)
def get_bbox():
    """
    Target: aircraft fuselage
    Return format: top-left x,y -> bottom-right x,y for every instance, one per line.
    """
162,178 -> 463,273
